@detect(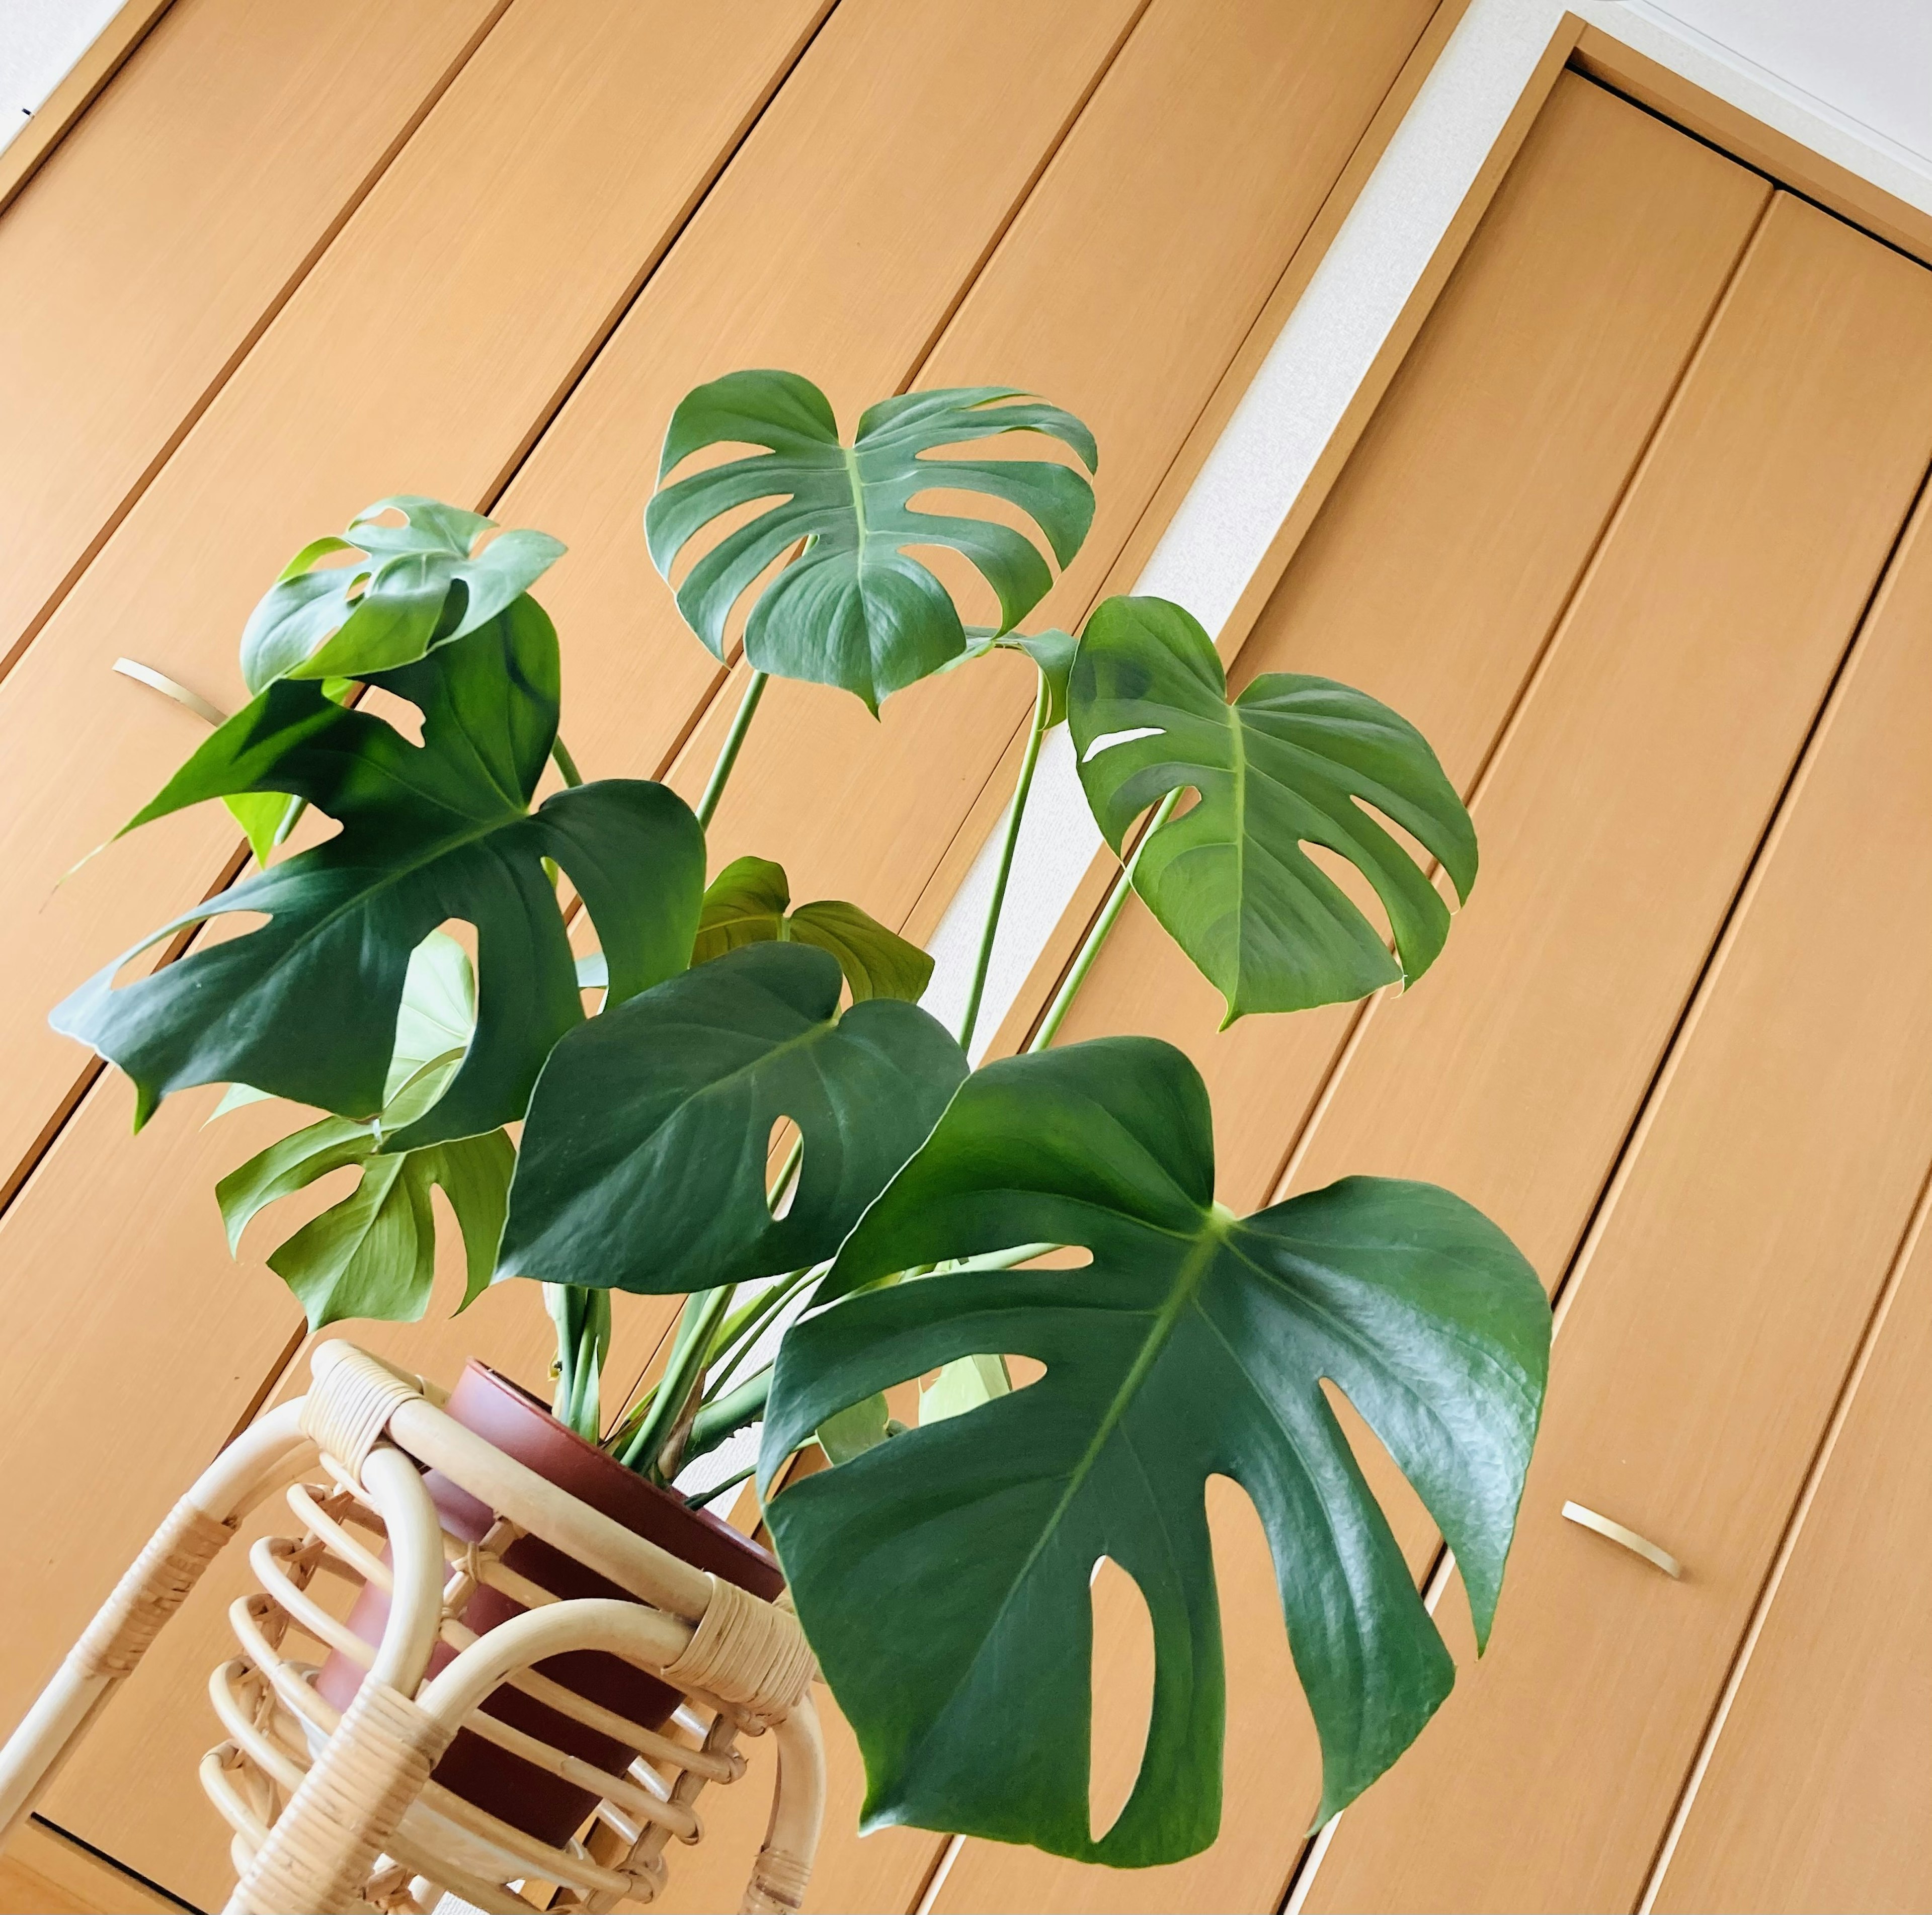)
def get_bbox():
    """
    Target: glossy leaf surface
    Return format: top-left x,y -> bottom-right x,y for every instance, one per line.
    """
1070,597 -> 1477,1021
499,941 -> 967,1295
239,495 -> 565,693
53,605 -> 703,1146
763,1037 -> 1546,1863
646,371 -> 1096,709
